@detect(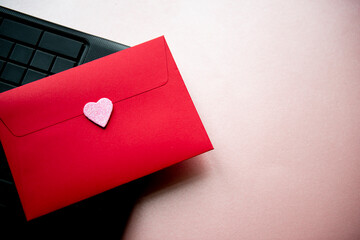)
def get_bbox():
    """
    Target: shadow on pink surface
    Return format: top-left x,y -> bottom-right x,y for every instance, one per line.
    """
139,154 -> 211,199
